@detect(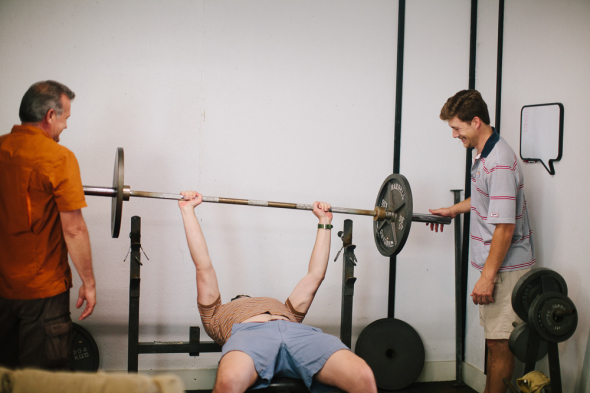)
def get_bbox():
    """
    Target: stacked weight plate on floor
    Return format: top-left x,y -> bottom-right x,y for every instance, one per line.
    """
70,323 -> 100,371
355,318 -> 425,391
509,268 -> 578,361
